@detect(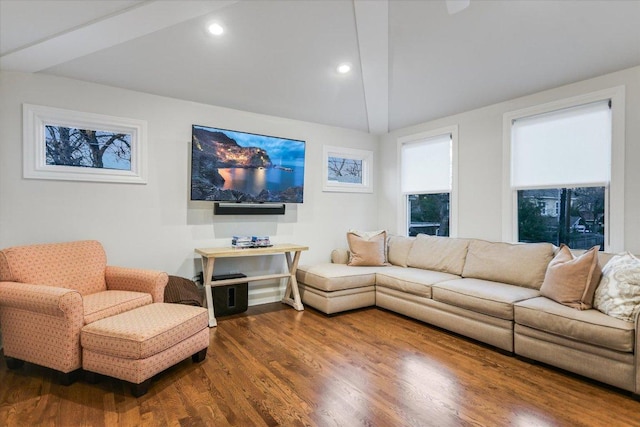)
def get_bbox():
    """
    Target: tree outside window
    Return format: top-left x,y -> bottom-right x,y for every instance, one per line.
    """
518,187 -> 605,250
408,193 -> 450,237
